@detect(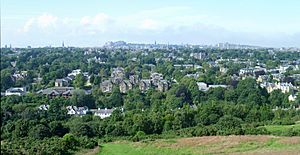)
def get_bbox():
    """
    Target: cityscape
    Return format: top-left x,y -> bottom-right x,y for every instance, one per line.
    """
1,0 -> 300,155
